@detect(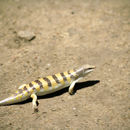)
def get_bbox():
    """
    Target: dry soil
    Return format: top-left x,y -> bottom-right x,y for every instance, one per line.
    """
0,0 -> 129,130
